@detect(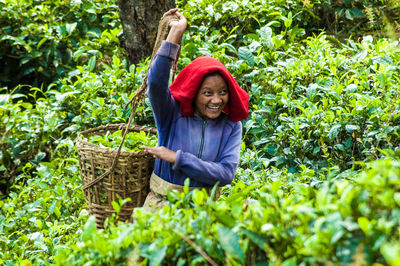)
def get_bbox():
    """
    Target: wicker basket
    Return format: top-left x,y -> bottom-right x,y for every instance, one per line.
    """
76,124 -> 157,229
75,13 -> 181,229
